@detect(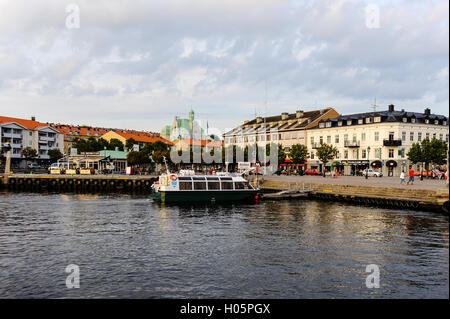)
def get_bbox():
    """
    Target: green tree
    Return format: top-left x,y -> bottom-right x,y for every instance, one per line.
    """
407,142 -> 423,165
152,149 -> 171,165
127,151 -> 150,166
48,148 -> 64,162
21,147 -> 38,161
141,143 -> 154,157
109,138 -> 125,151
289,144 -> 308,164
264,143 -> 286,166
126,138 -> 137,151
429,138 -> 448,166
152,140 -> 169,152
316,143 -> 338,175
